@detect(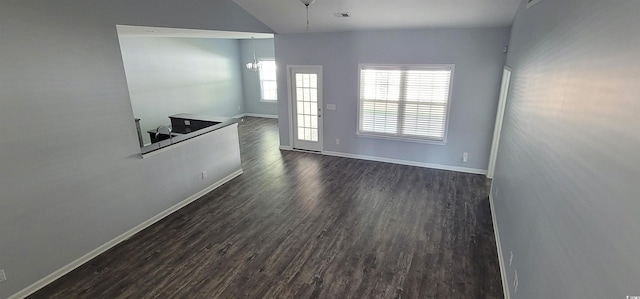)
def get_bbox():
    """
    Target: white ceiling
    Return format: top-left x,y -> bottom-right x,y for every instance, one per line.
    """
116,25 -> 274,39
232,0 -> 522,34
